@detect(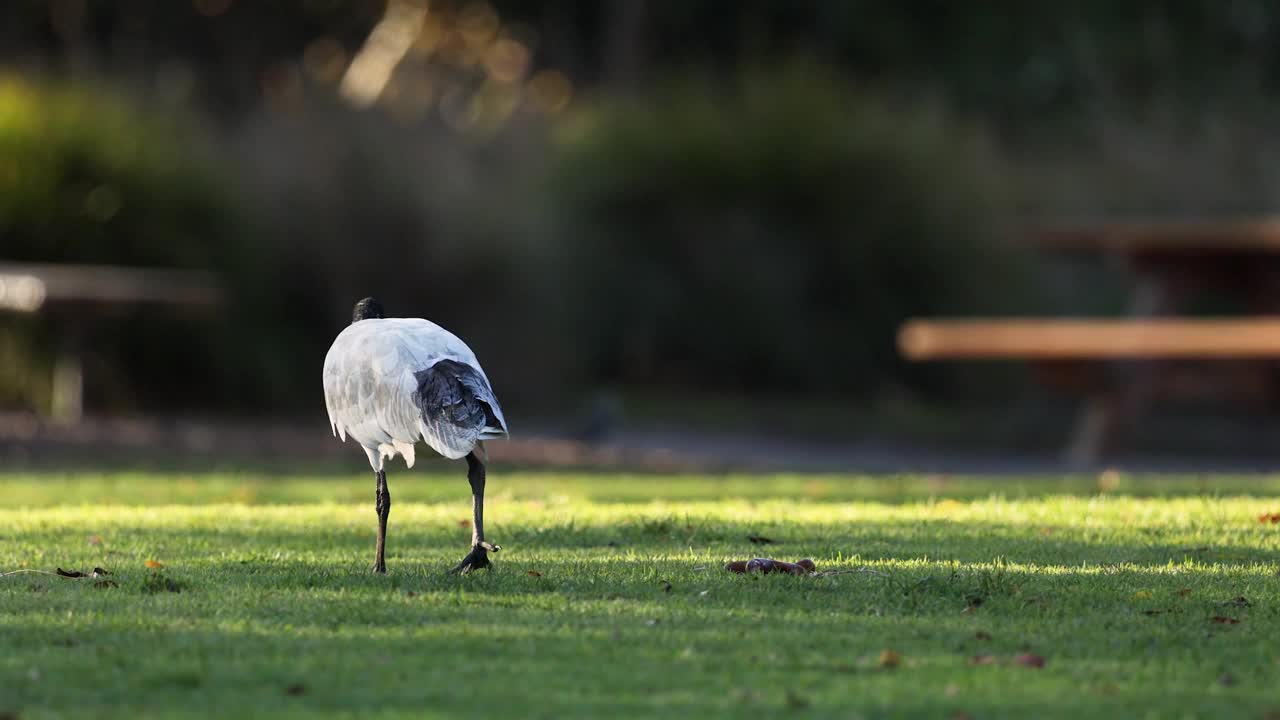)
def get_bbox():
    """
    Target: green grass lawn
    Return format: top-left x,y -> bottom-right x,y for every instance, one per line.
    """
2,468 -> 1280,718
